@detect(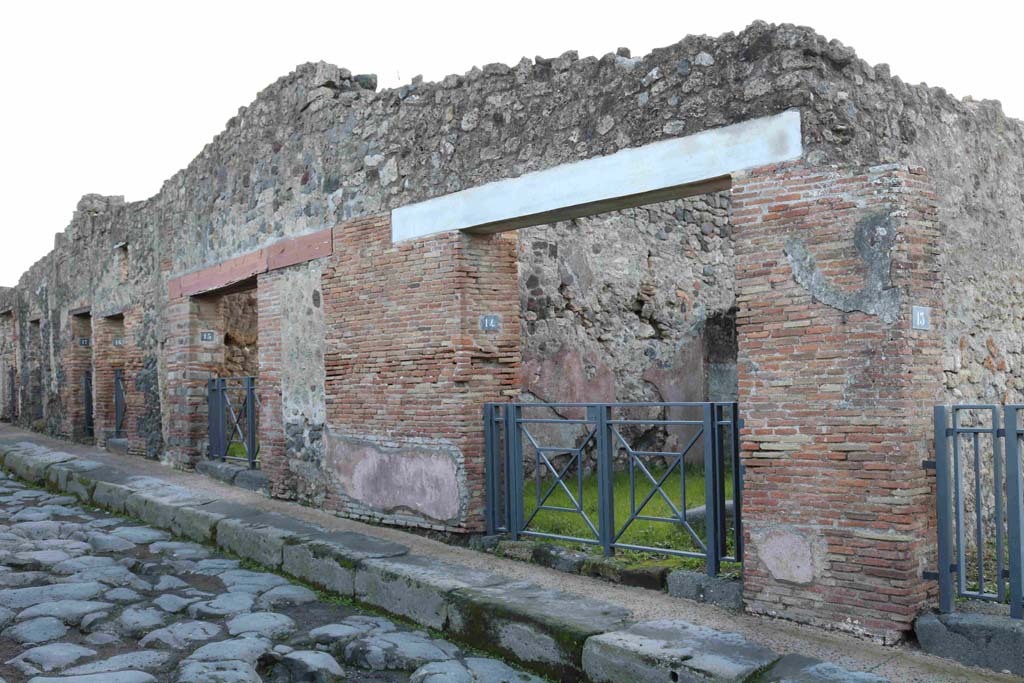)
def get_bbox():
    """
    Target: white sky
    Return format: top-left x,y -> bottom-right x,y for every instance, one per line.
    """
0,1 -> 1019,287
